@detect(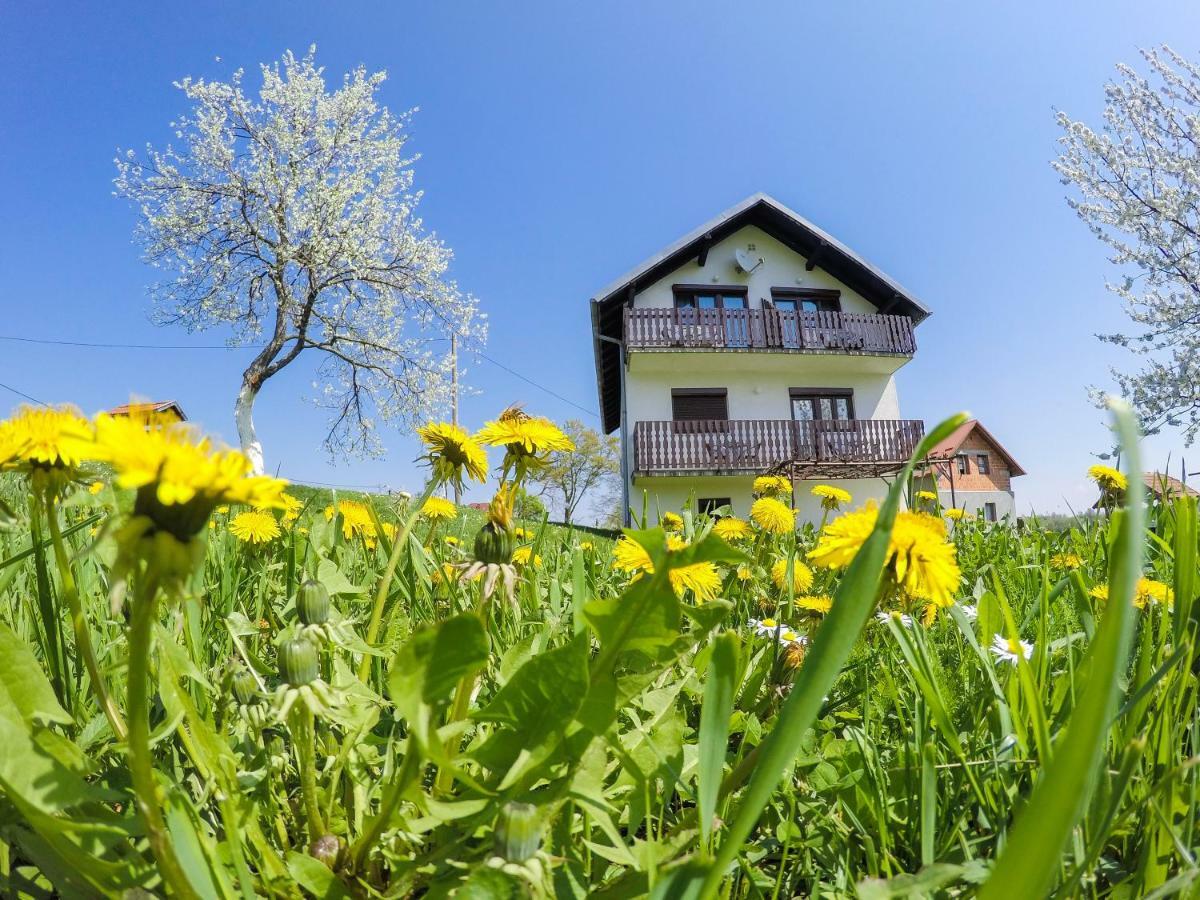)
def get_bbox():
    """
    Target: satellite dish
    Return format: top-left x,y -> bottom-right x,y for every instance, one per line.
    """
734,248 -> 764,274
